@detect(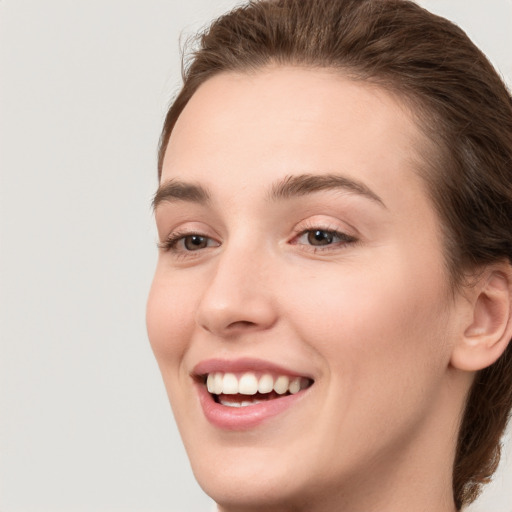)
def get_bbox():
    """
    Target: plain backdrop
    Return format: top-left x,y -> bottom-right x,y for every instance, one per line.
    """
1,1 -> 511,511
